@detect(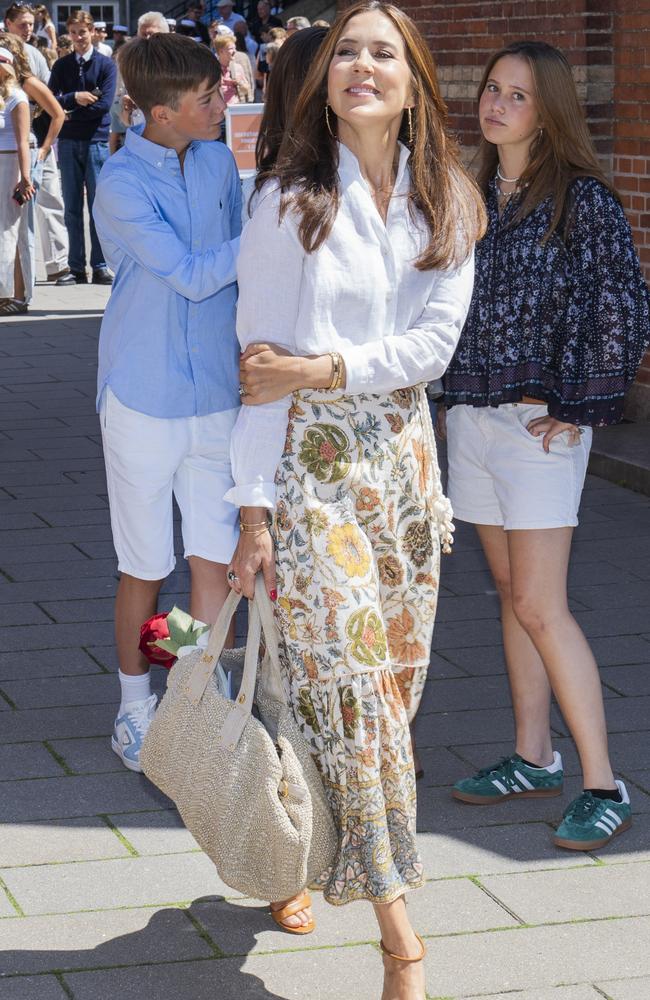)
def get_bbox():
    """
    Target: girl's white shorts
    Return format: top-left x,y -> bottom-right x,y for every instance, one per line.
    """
446,402 -> 592,530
